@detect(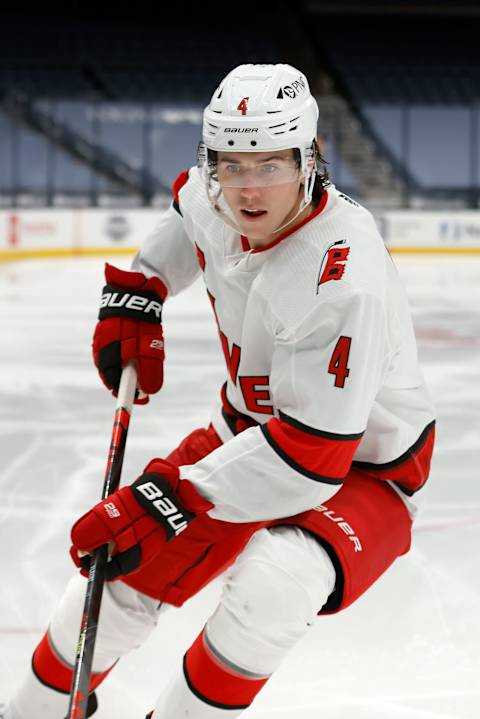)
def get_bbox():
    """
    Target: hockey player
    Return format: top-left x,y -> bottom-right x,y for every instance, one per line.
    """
3,63 -> 436,719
